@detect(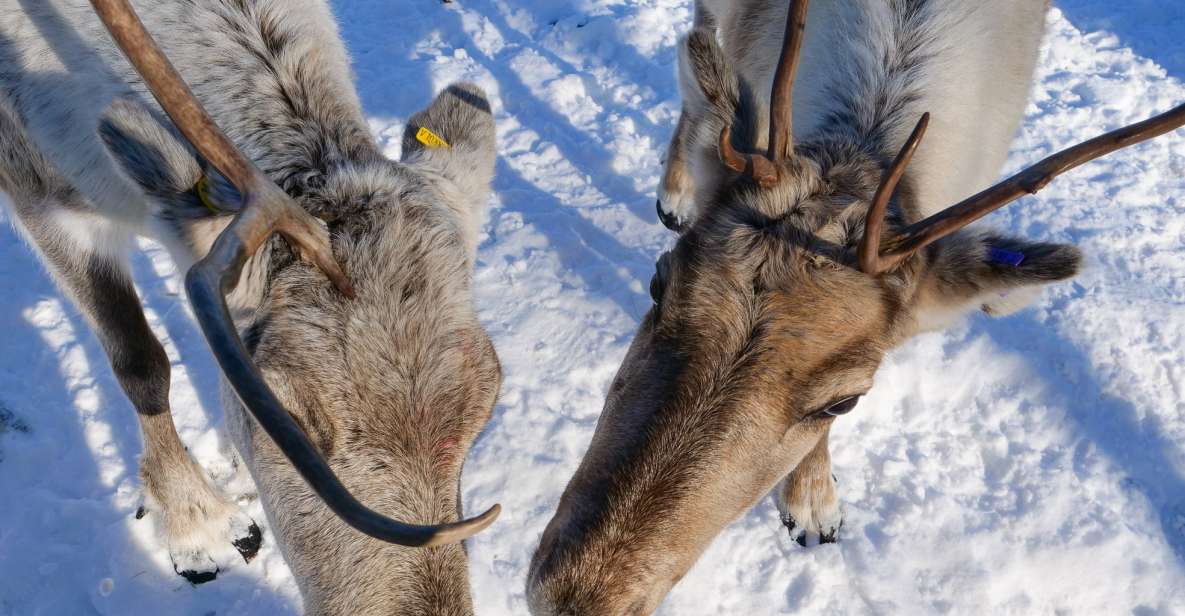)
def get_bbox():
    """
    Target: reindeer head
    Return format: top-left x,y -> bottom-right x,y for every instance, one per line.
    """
90,0 -> 500,556
528,2 -> 1185,613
